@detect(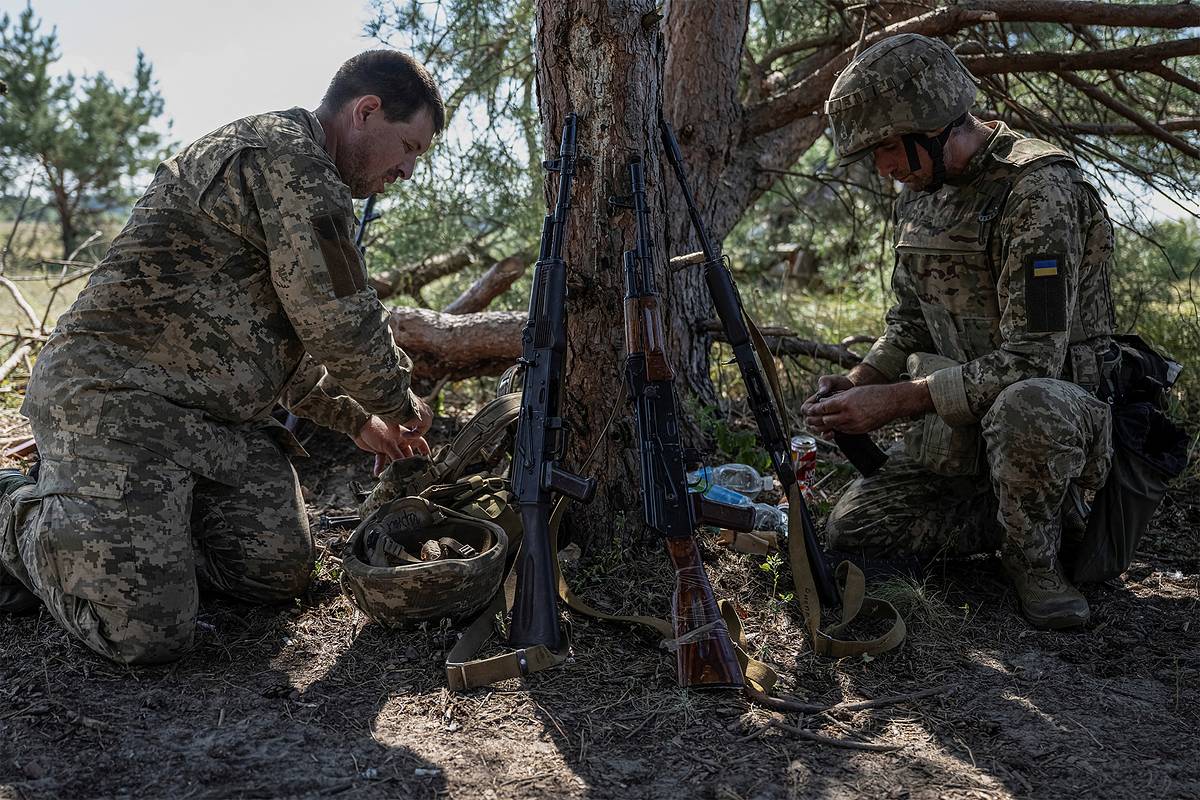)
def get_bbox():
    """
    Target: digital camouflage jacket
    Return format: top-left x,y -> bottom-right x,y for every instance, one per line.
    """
24,108 -> 418,483
862,122 -> 1116,426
